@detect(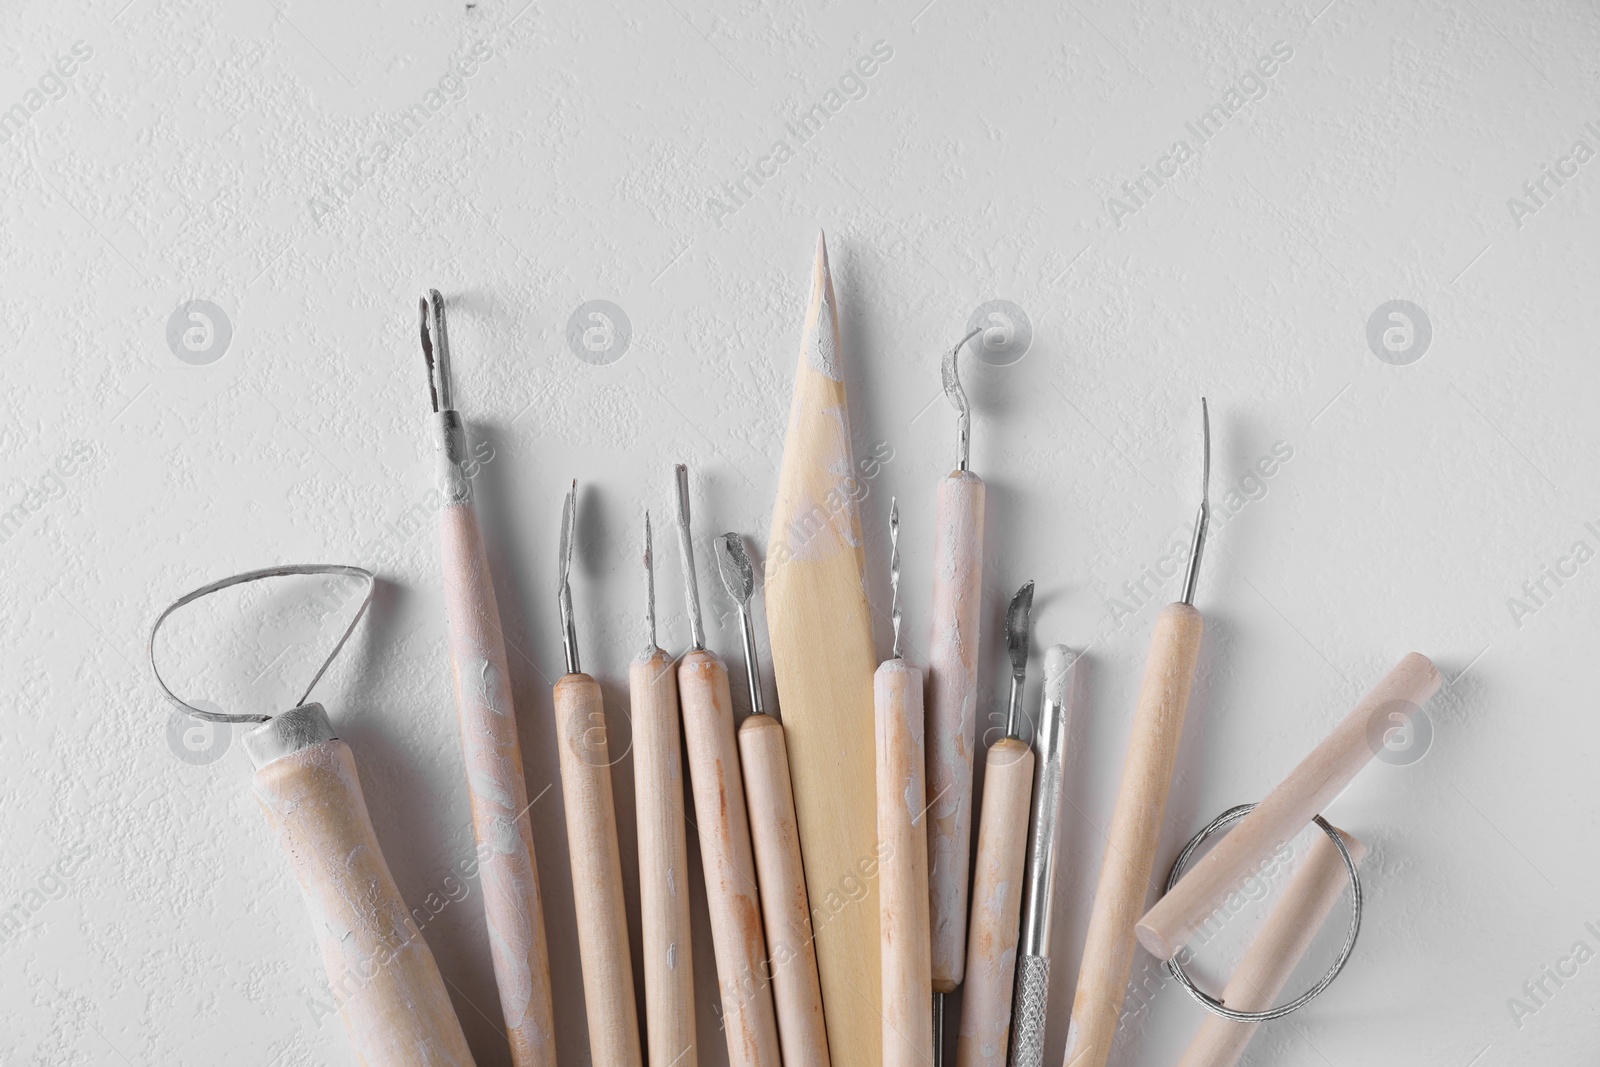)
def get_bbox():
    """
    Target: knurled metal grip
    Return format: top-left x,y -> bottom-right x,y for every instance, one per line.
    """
1009,952 -> 1051,1067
